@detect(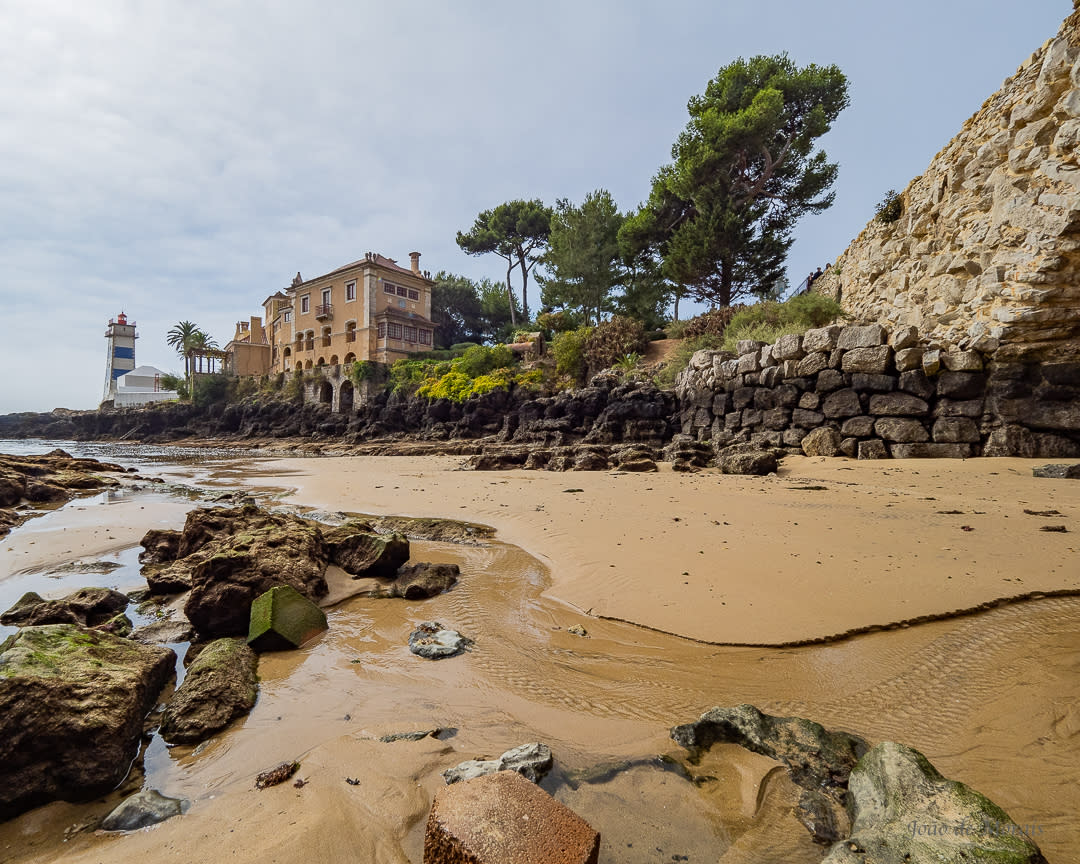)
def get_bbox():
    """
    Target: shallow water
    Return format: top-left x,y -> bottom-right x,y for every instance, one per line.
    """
0,442 -> 1076,862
